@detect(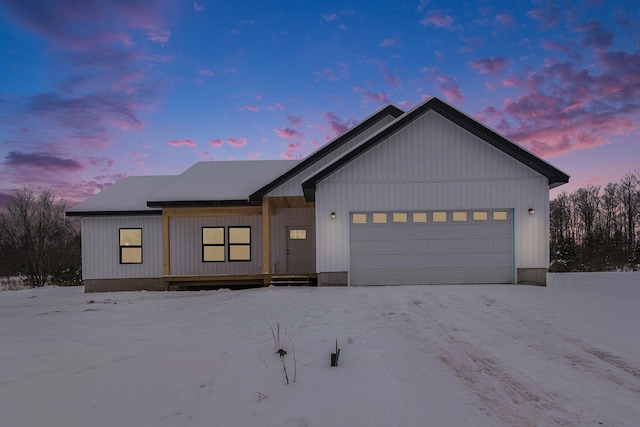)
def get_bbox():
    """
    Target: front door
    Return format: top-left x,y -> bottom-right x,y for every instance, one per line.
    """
286,225 -> 311,274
